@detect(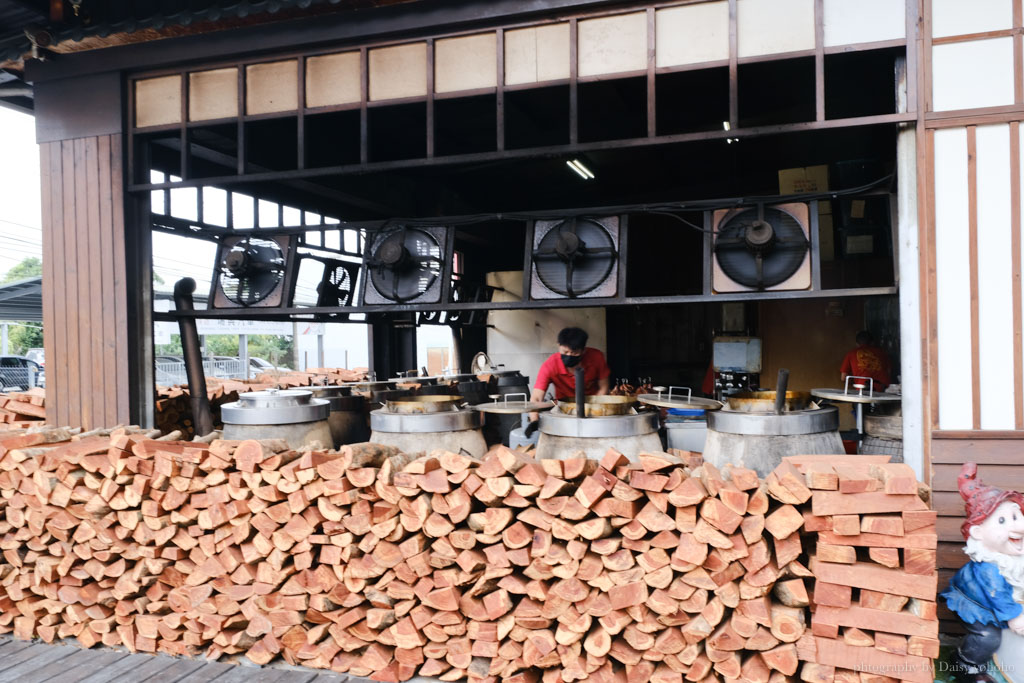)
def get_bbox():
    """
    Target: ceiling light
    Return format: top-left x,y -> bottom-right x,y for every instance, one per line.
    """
722,121 -> 731,131
566,159 -> 595,180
